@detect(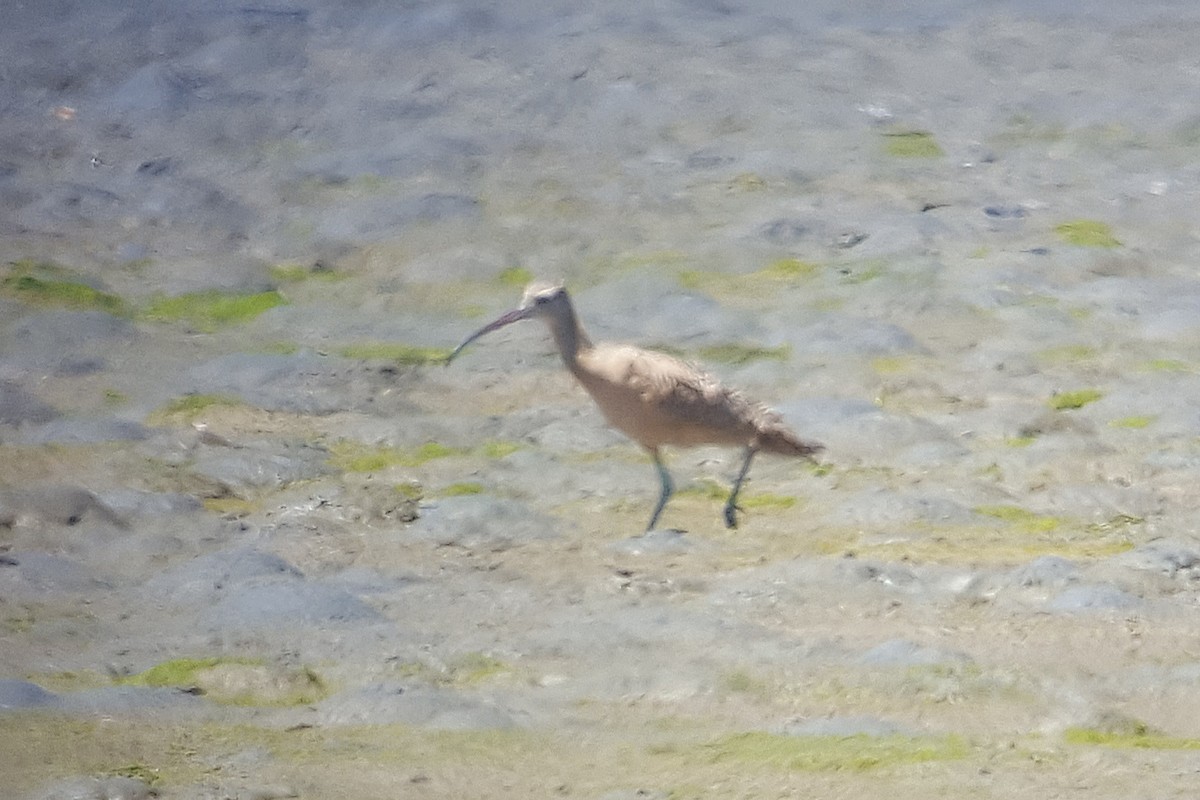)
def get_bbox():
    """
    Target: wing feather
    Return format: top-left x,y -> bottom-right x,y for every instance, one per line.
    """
579,344 -> 822,457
